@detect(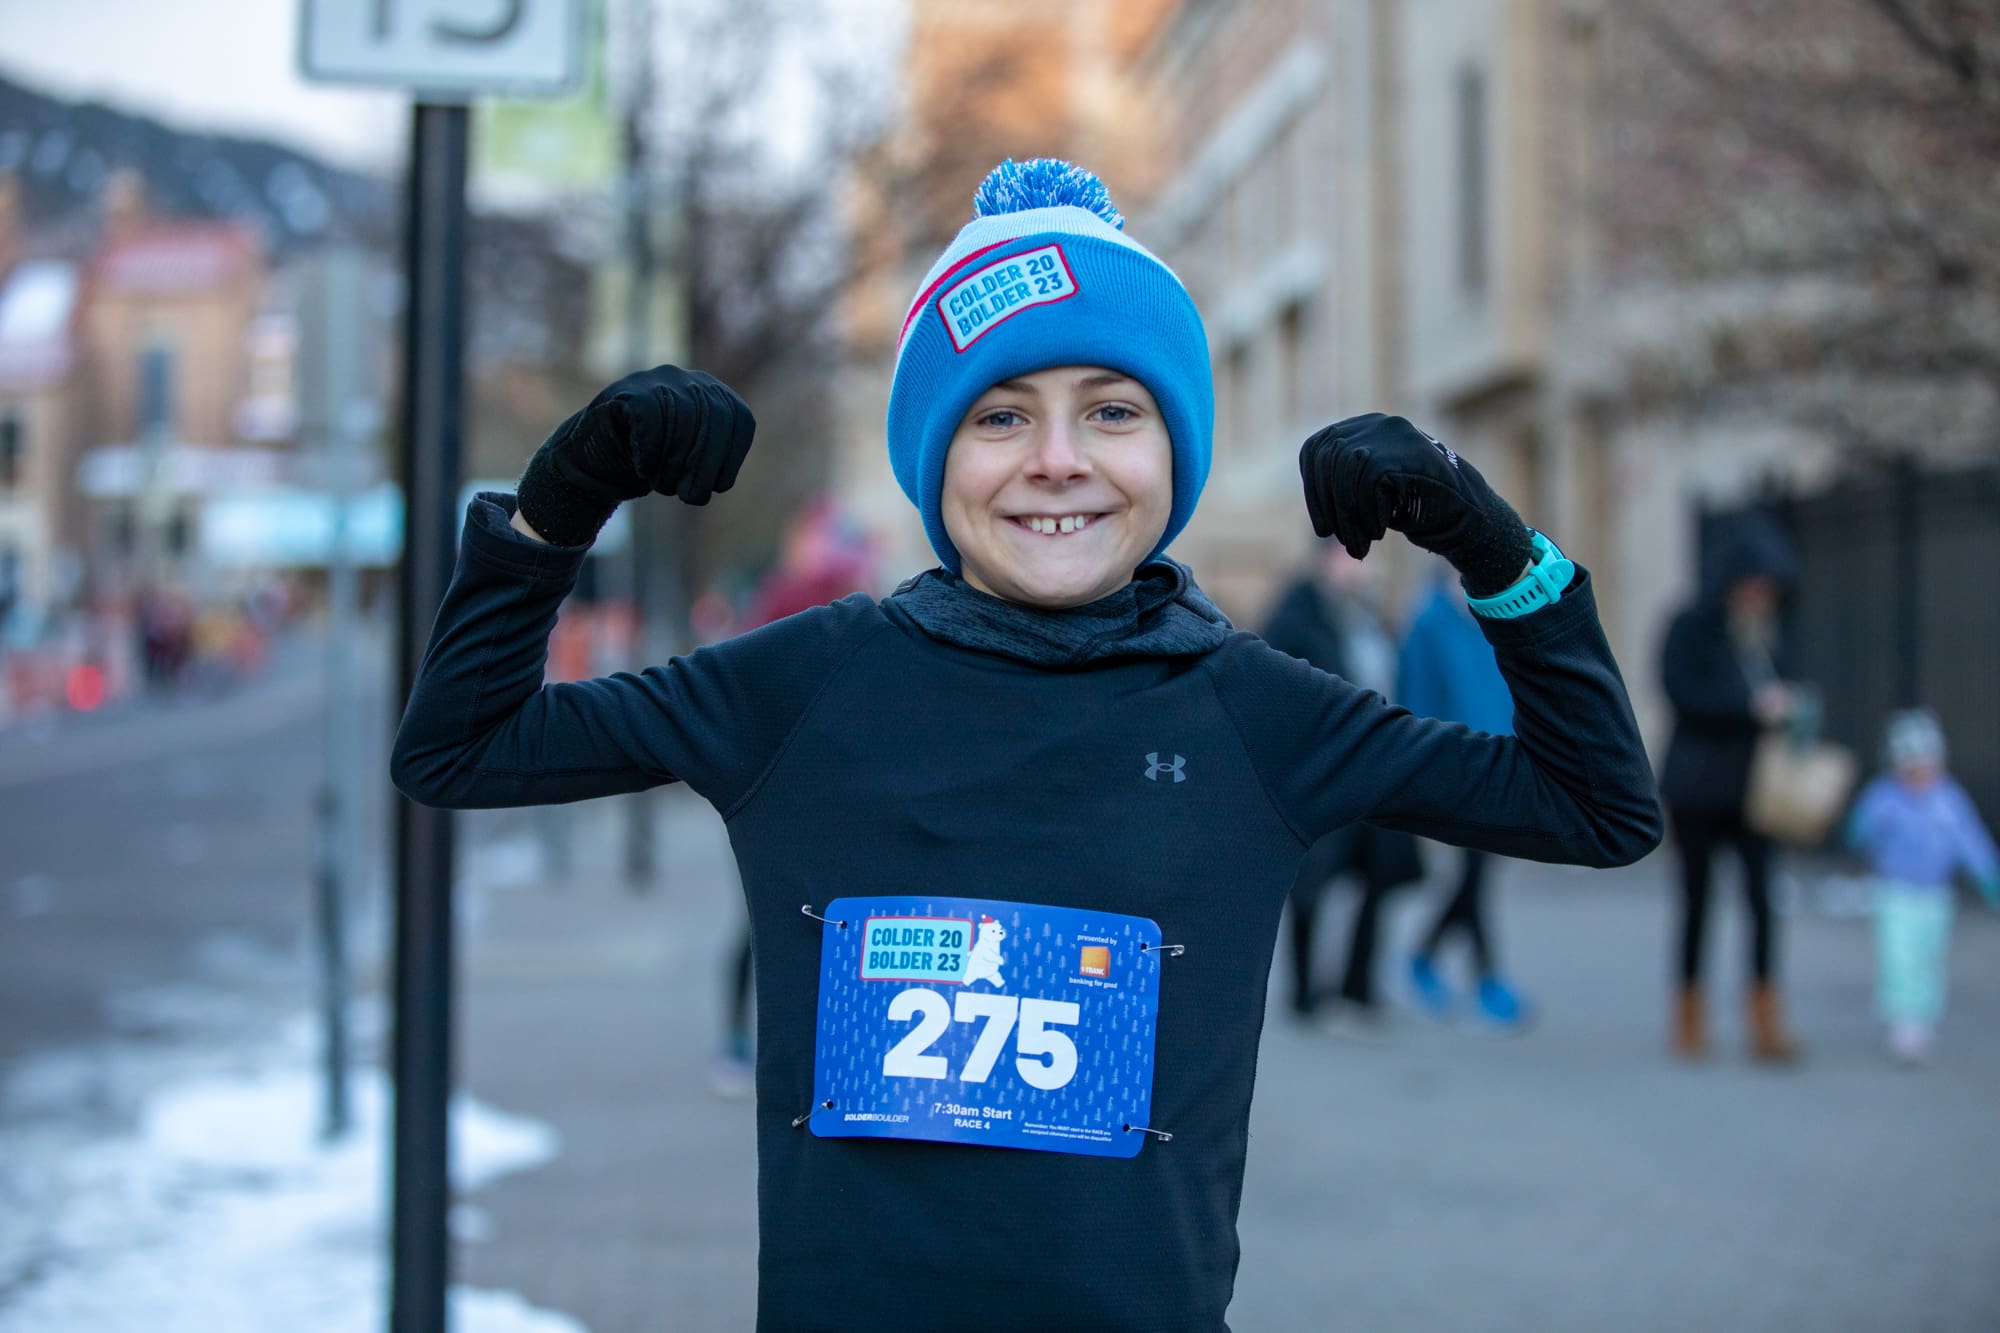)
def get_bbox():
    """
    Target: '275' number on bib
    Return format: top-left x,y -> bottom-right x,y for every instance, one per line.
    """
882,989 -> 1080,1091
